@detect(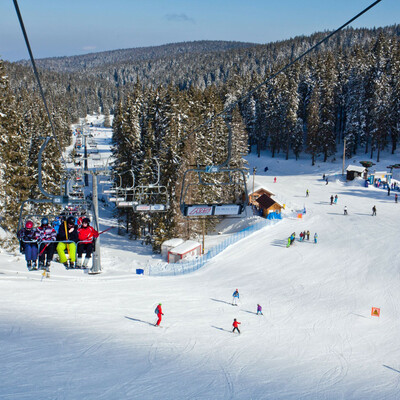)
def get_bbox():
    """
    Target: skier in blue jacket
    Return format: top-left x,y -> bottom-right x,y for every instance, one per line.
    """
232,289 -> 239,306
